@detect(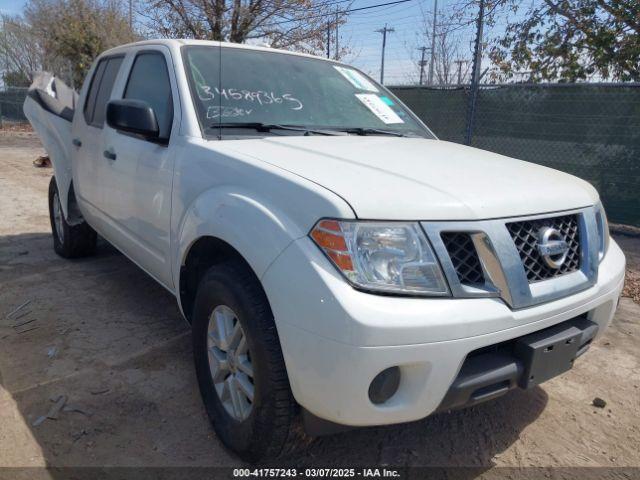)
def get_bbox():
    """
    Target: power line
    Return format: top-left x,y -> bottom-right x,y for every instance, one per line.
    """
268,0 -> 360,17
260,0 -> 413,28
347,4 -> 420,20
346,15 -> 421,28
